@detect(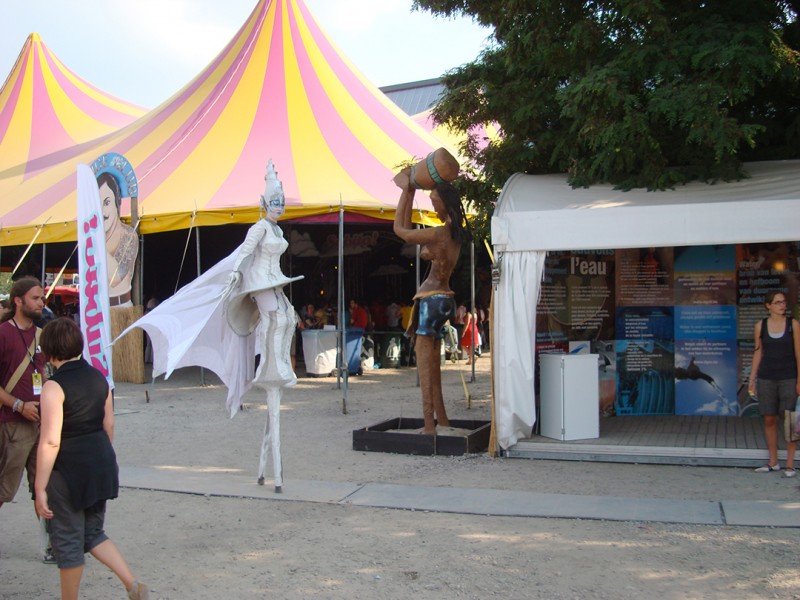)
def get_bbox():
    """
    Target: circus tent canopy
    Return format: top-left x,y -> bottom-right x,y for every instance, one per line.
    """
0,0 -> 456,247
0,33 -> 146,184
